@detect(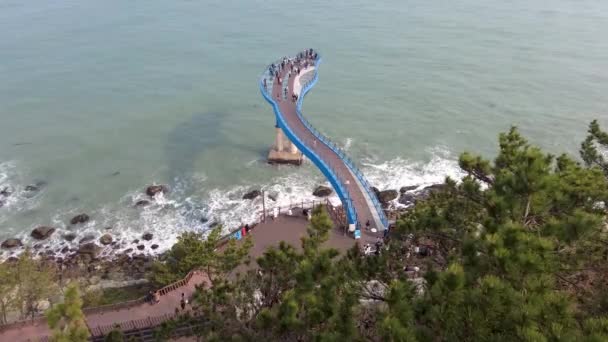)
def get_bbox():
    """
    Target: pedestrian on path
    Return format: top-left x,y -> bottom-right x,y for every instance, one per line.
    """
180,293 -> 186,310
